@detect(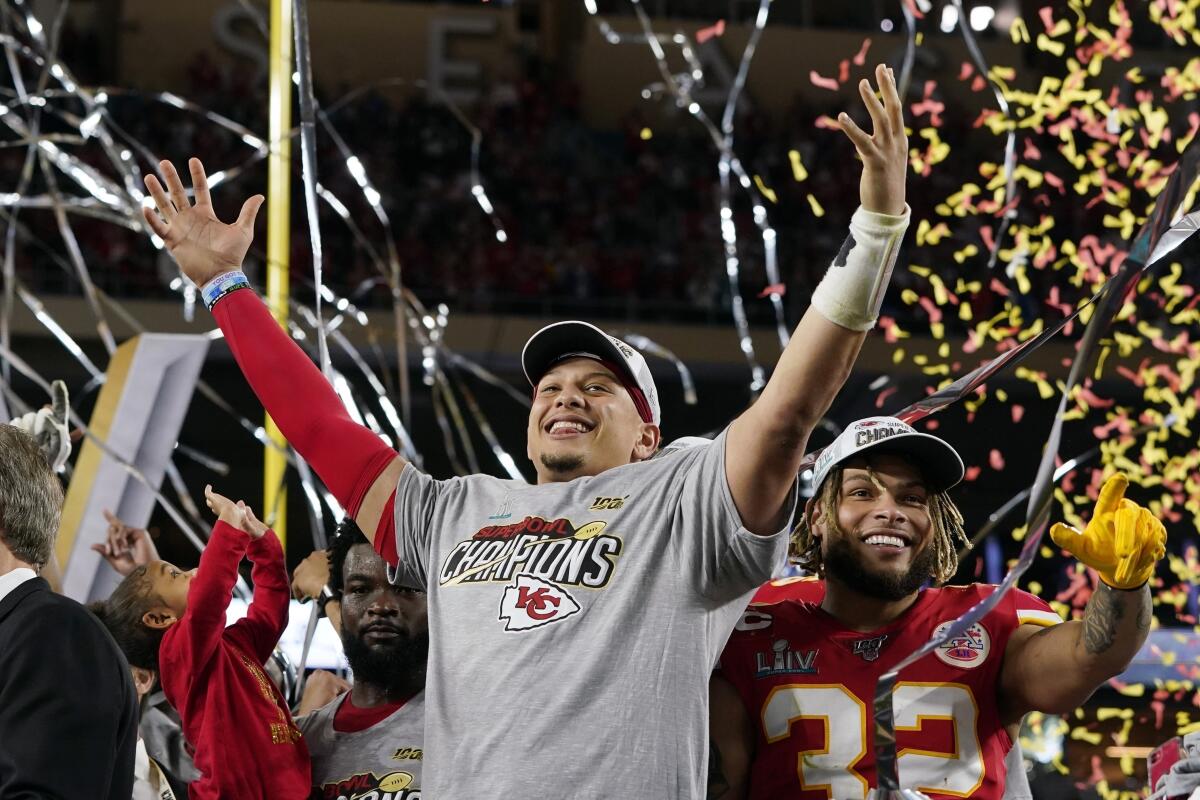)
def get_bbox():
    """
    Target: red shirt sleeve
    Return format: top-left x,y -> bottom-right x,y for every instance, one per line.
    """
162,520 -> 248,672
212,288 -> 399,537
226,530 -> 291,664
